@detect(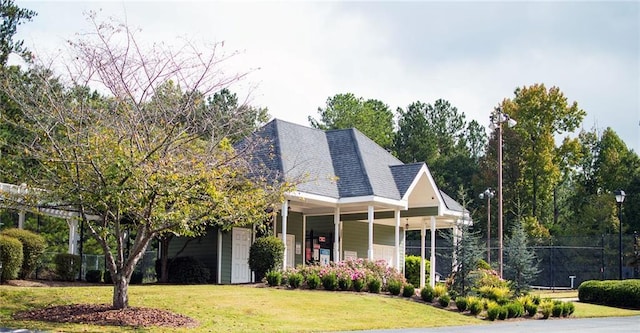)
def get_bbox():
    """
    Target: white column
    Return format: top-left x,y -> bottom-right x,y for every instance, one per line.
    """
302,215 -> 307,267
217,228 -> 223,284
394,209 -> 401,271
334,207 -> 340,262
368,205 -> 374,260
281,201 -> 289,270
420,219 -> 426,289
430,216 -> 437,288
67,219 -> 78,255
18,211 -> 25,229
